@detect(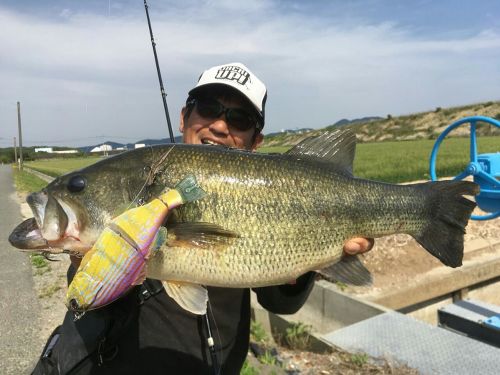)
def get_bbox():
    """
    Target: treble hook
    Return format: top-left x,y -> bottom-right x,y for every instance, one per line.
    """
41,251 -> 59,262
